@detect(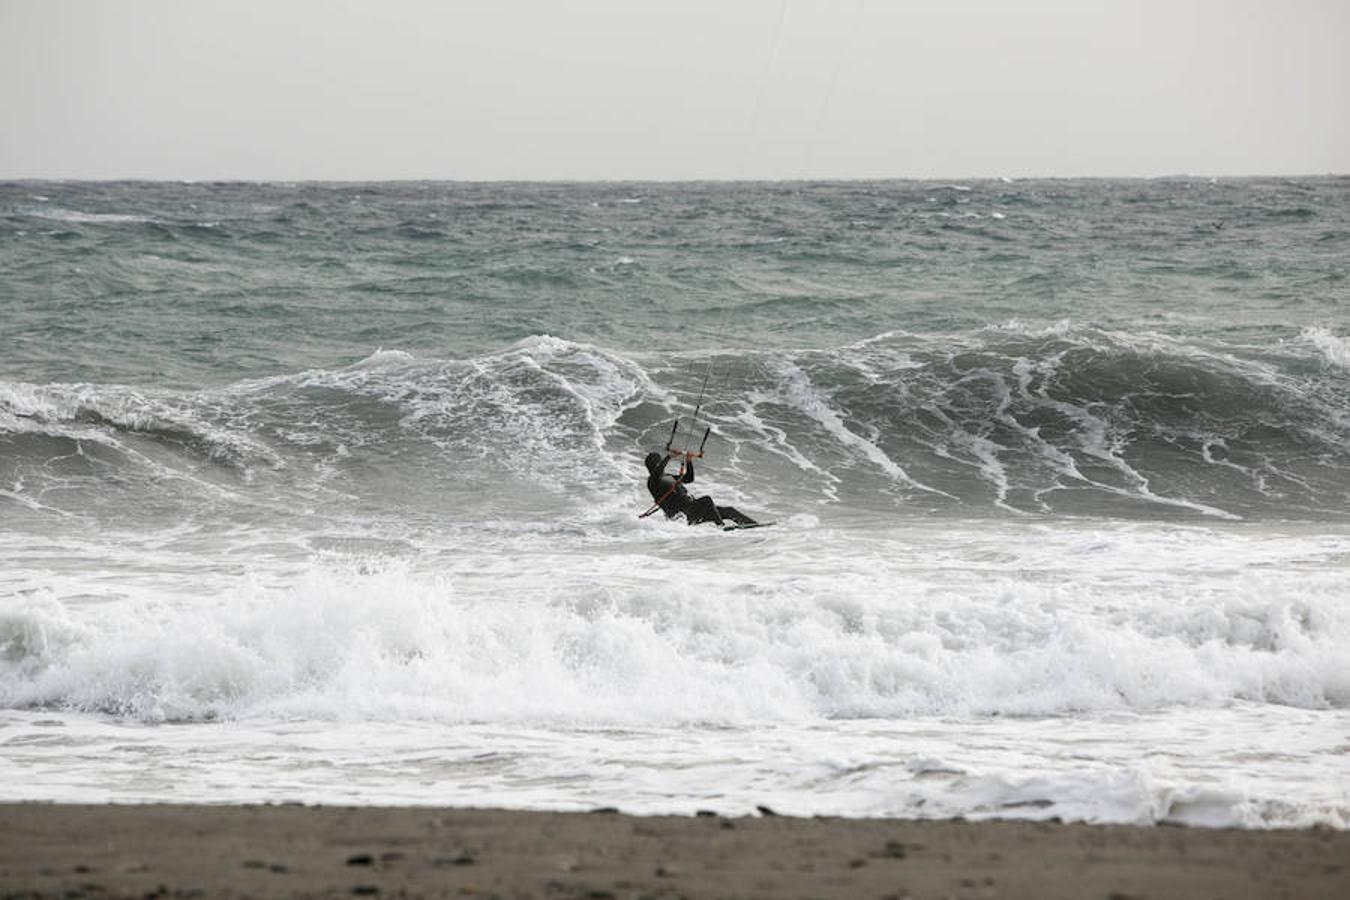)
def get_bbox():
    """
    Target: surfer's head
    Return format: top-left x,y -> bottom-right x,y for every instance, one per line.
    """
644,451 -> 663,473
